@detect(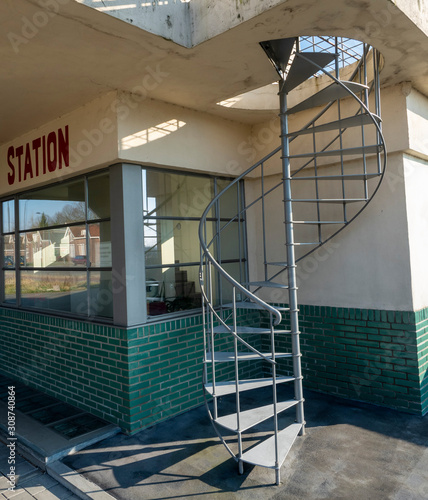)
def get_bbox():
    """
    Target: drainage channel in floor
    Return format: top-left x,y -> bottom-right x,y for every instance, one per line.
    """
0,373 -> 109,440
